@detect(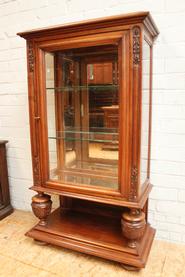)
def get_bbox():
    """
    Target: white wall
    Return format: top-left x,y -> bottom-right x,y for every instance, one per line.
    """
0,0 -> 185,244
